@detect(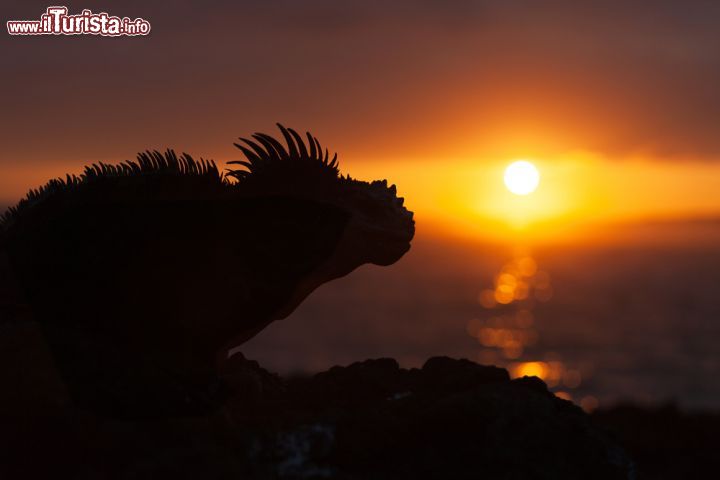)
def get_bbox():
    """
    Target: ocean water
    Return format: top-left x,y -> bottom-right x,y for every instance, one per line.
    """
243,221 -> 720,411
